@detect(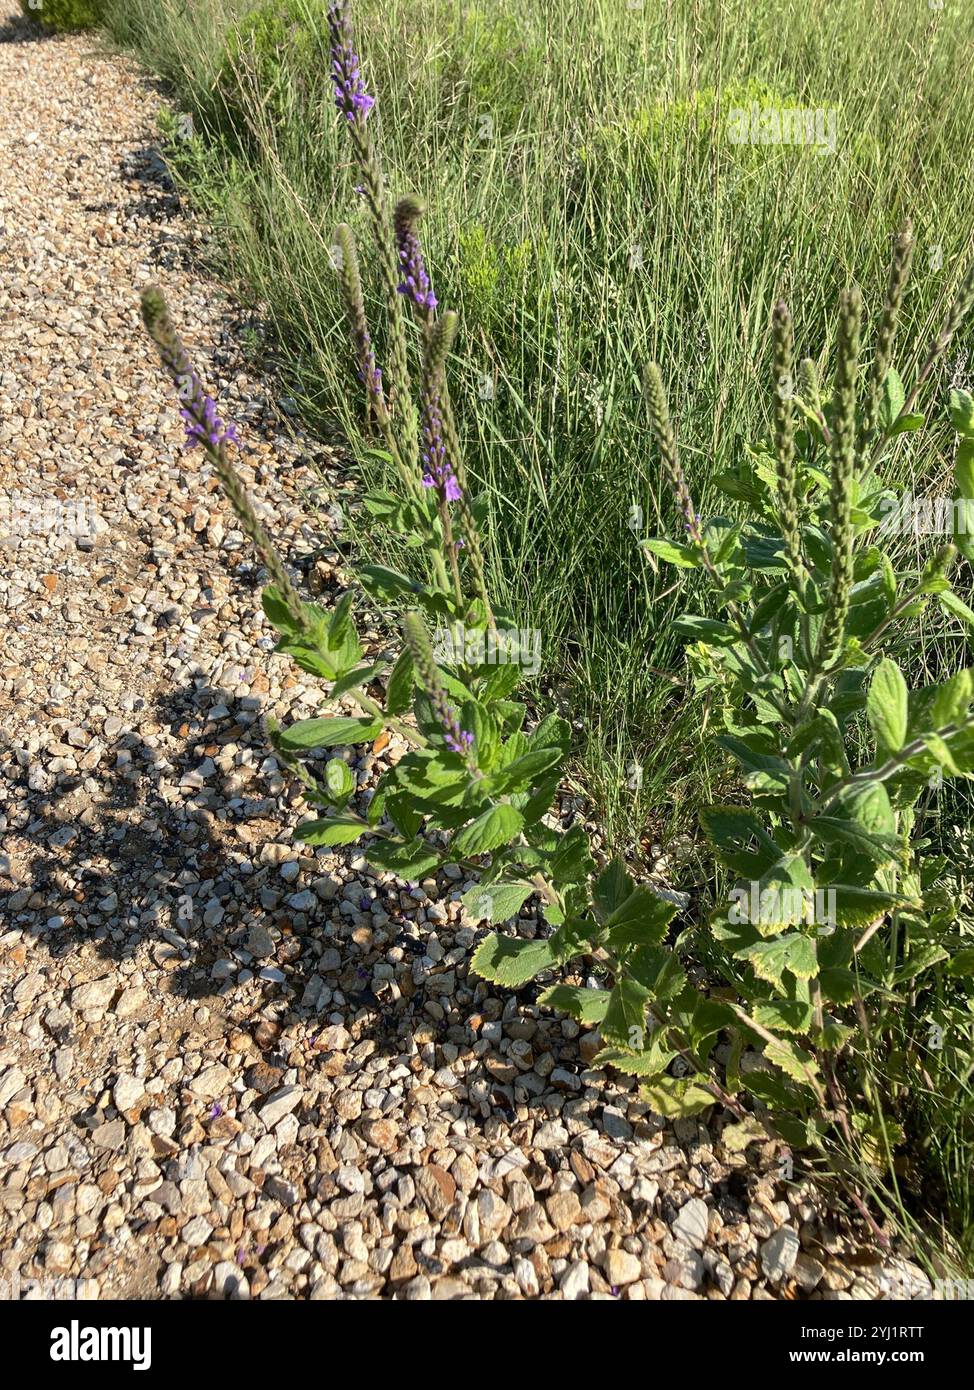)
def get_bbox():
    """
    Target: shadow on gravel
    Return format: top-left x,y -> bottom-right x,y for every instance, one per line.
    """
1,677 -> 594,1133
0,12 -> 56,44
